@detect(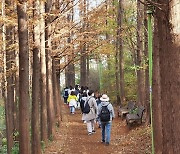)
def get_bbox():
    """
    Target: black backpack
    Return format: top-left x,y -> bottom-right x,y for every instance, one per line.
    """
83,97 -> 91,114
80,99 -> 85,112
99,104 -> 110,122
